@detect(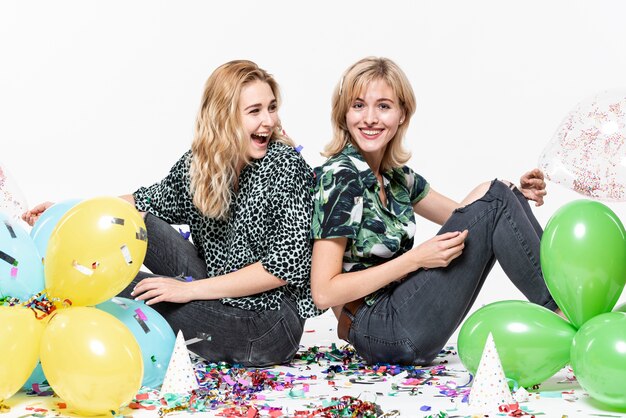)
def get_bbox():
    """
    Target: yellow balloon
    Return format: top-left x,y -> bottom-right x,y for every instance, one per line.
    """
40,307 -> 143,415
44,196 -> 147,306
0,306 -> 46,402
